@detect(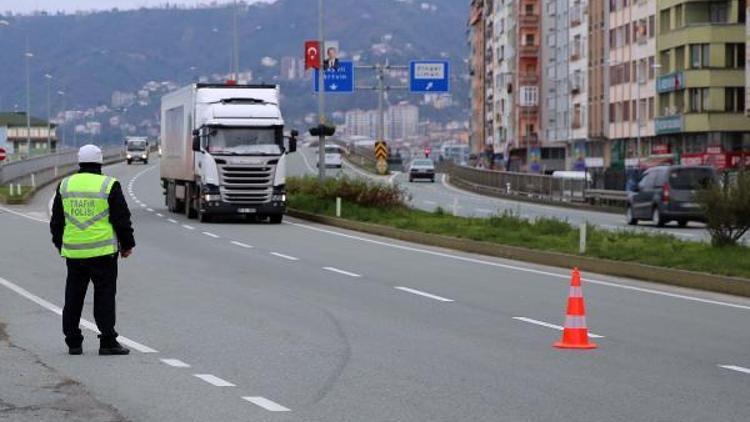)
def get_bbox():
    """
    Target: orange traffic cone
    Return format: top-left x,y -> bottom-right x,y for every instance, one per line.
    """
554,268 -> 597,350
